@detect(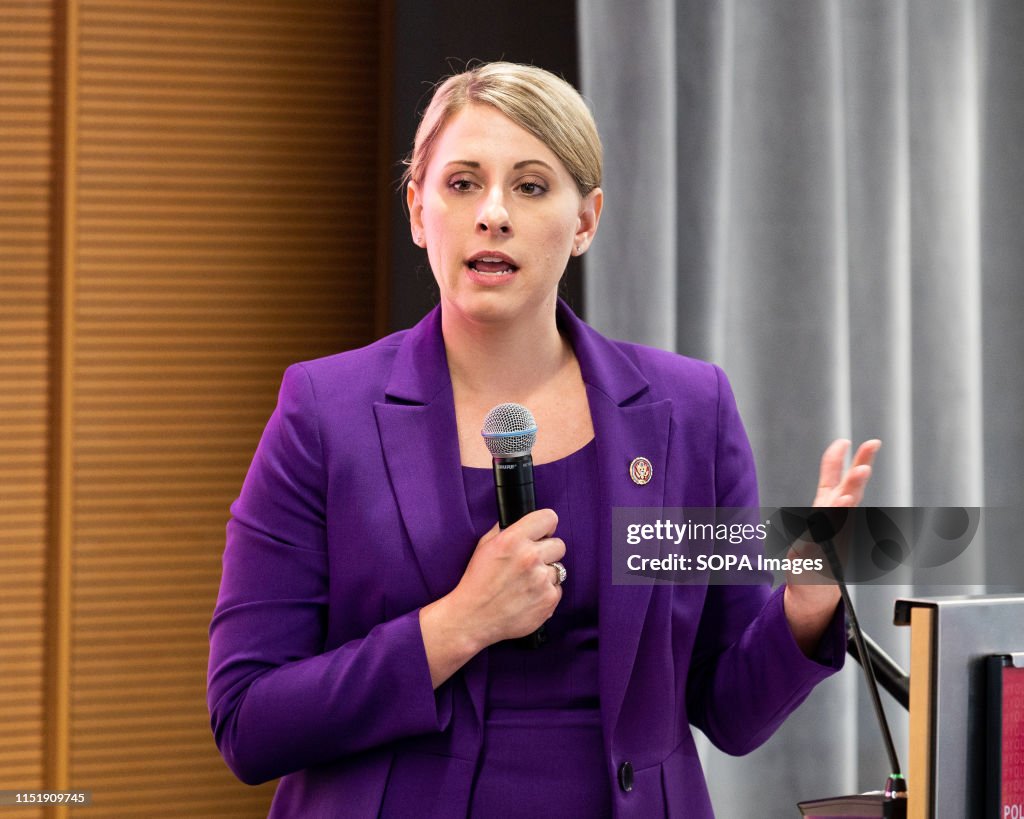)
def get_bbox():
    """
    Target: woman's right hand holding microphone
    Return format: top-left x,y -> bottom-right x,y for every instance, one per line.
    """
419,509 -> 565,689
